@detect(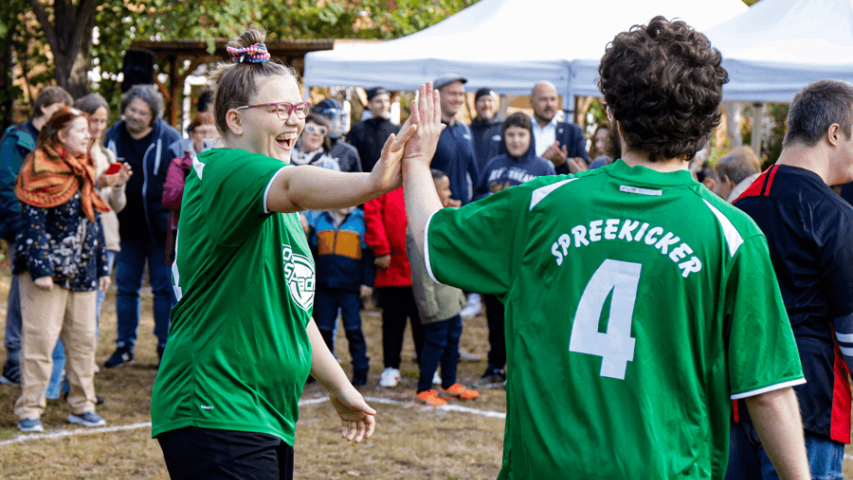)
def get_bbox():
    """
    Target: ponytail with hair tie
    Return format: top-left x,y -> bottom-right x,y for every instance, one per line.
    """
226,43 -> 270,64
